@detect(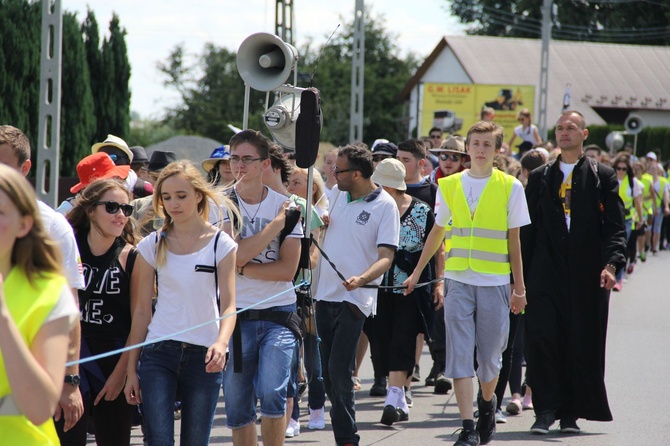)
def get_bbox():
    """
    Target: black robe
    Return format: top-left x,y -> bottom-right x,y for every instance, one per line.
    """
520,155 -> 626,422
